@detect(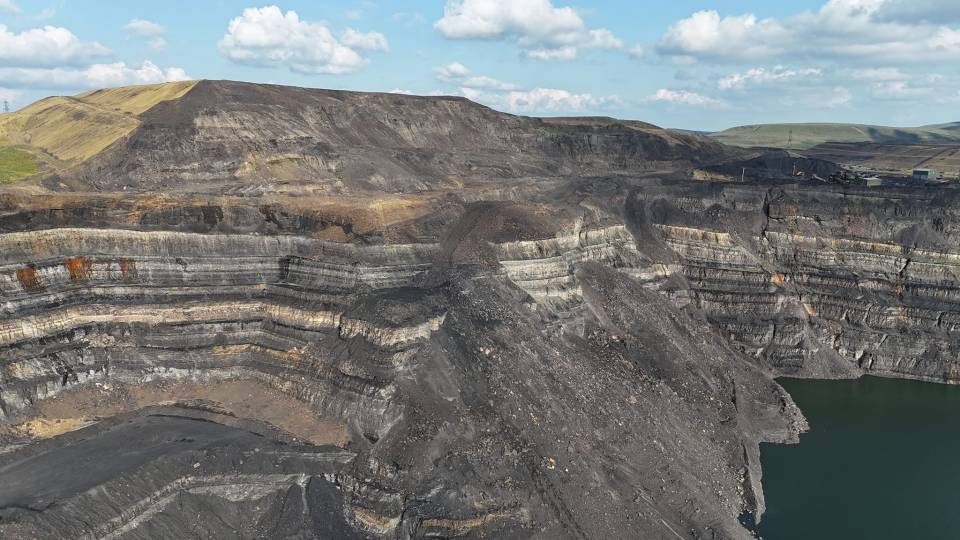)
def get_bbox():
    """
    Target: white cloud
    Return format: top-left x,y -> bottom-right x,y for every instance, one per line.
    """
388,88 -> 414,95
0,0 -> 20,14
504,88 -> 620,112
846,67 -> 908,80
719,66 -> 822,89
457,86 -> 619,113
874,0 -> 960,23
871,80 -> 933,99
124,19 -> 165,37
393,12 -> 426,27
436,62 -> 518,90
435,0 -> 624,60
341,28 -> 389,51
36,7 -> 55,20
658,11 -> 787,62
218,6 -> 387,75
657,2 -> 960,64
0,24 -> 110,68
125,19 -> 167,50
0,61 -> 190,89
148,37 -> 167,51
0,87 -> 24,107
645,88 -> 727,108
526,47 -> 578,61
0,21 -> 187,96
825,86 -> 853,107
436,0 -> 581,40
